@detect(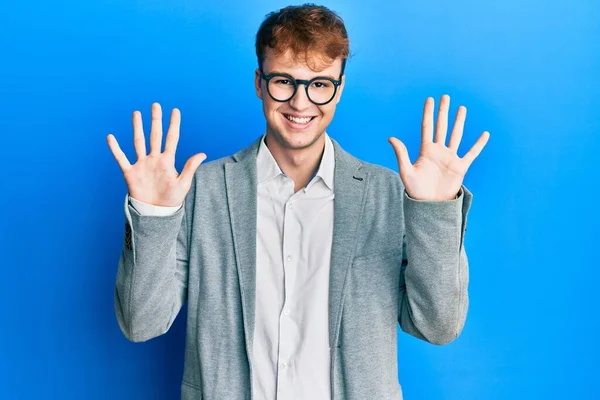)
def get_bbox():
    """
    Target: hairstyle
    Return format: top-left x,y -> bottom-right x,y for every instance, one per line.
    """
255,4 -> 350,75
